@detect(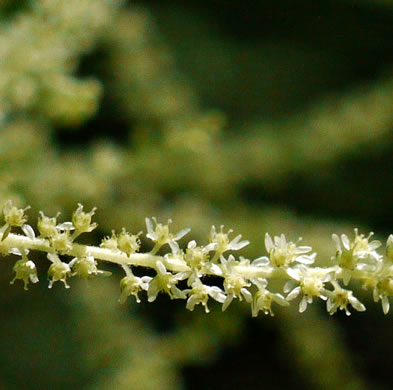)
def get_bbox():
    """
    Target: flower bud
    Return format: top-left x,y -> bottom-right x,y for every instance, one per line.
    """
3,200 -> 30,227
50,231 -> 73,253
72,204 -> 97,233
69,255 -> 111,280
37,211 -> 58,238
117,229 -> 141,256
47,254 -> 71,288
10,259 -> 39,290
119,274 -> 151,303
100,230 -> 118,250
